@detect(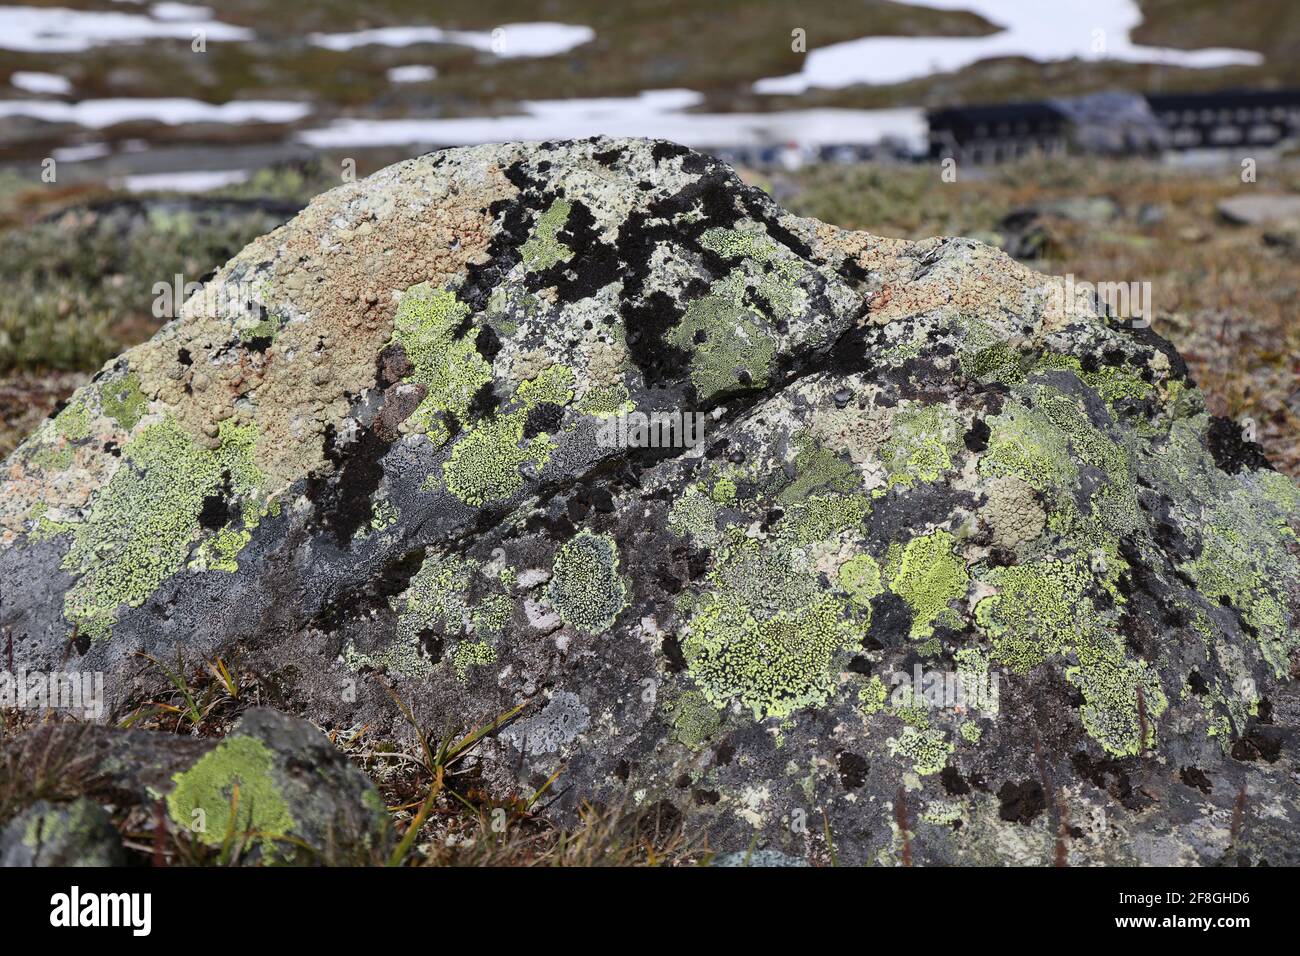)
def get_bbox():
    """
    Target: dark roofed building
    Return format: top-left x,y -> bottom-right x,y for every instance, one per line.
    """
929,89 -> 1300,164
